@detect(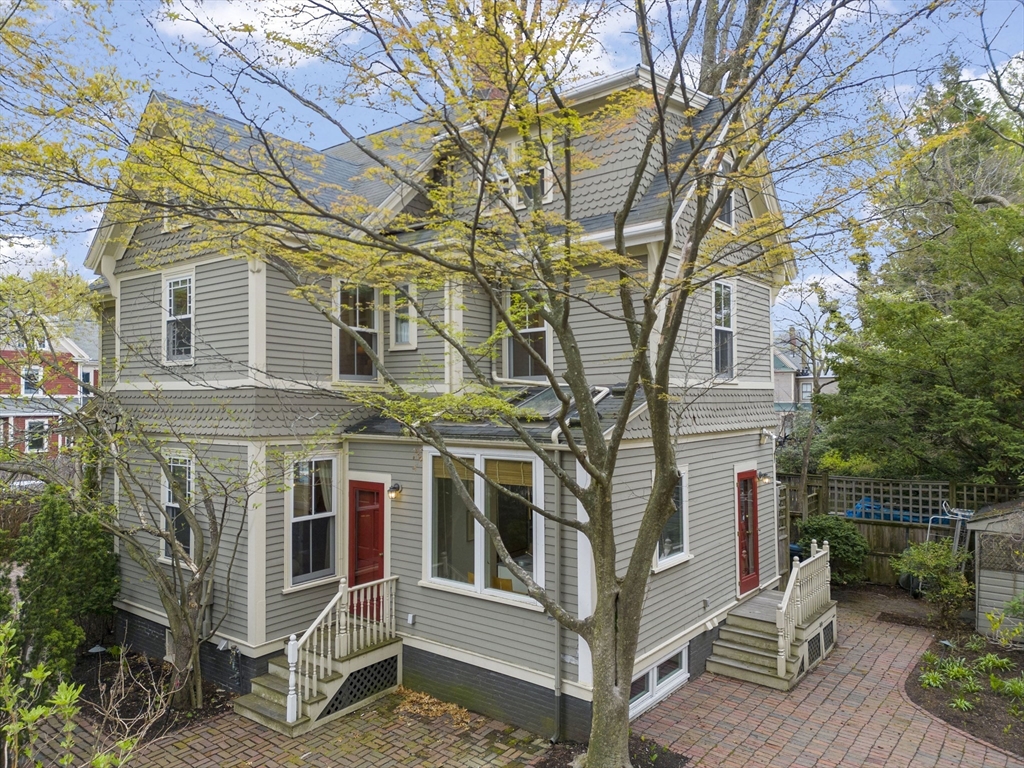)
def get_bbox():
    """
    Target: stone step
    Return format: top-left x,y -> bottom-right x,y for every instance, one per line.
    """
706,655 -> 799,691
712,639 -> 799,674
232,693 -> 310,737
718,625 -> 778,652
